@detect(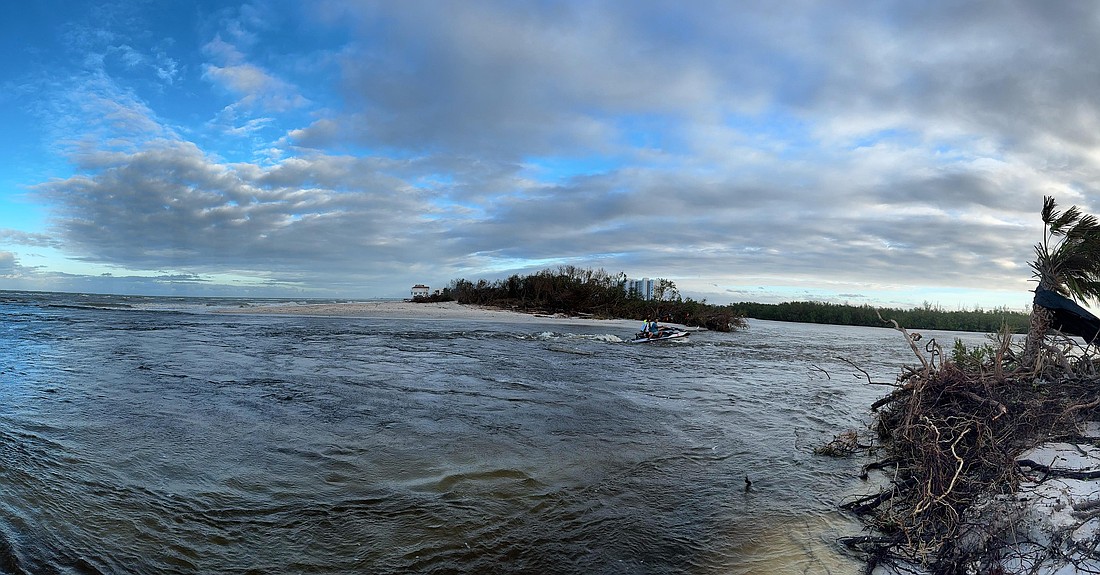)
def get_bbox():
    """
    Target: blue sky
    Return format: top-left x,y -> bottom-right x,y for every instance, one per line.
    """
1,1 -> 1097,309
